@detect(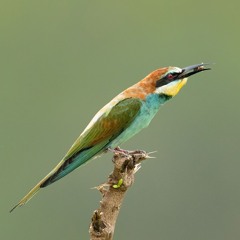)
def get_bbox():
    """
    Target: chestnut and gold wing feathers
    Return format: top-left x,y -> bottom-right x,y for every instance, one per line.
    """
40,97 -> 143,186
65,98 -> 142,158
10,97 -> 143,211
